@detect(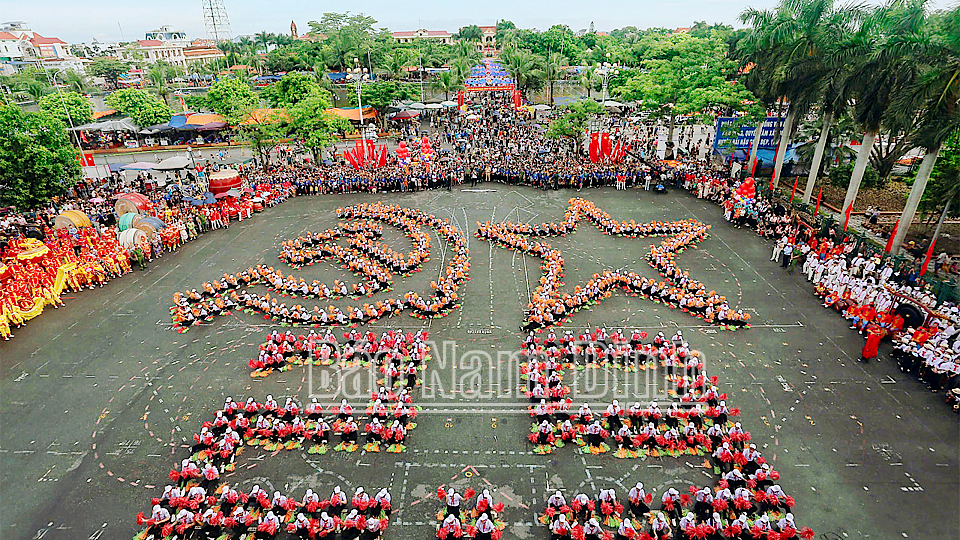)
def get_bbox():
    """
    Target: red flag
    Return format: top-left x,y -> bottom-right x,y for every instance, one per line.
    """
920,237 -> 937,276
589,133 -> 600,163
344,150 -> 358,169
378,145 -> 387,168
600,132 -> 612,160
457,90 -> 465,108
366,139 -> 376,161
790,176 -> 799,202
814,186 -> 823,216
843,202 -> 853,231
769,176 -> 775,191
884,219 -> 899,253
